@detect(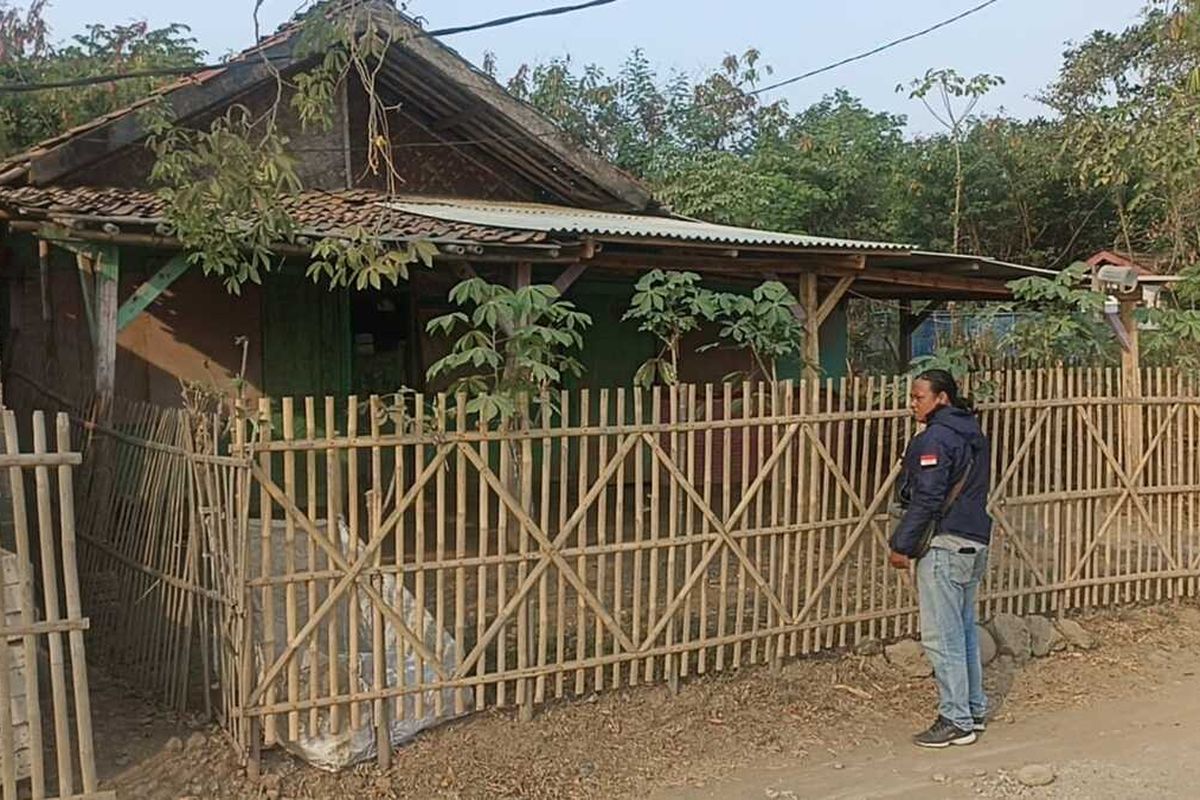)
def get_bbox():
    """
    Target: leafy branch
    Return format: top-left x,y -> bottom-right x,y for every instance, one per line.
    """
623,269 -> 718,387
425,277 -> 592,423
